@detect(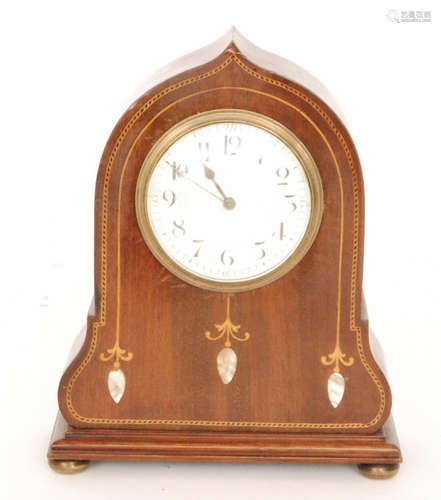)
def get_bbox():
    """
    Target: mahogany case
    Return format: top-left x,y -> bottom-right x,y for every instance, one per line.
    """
48,29 -> 402,475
